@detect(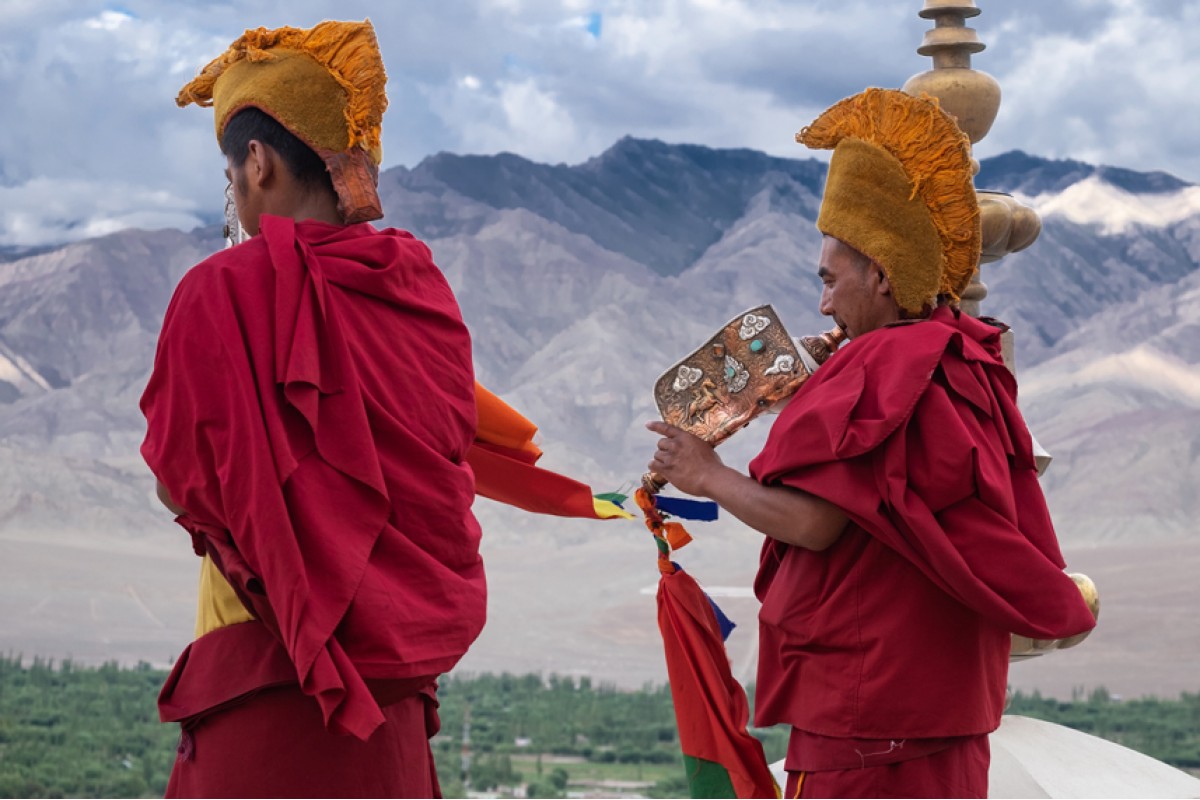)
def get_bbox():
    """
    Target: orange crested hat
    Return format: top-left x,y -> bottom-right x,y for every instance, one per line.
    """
797,88 -> 981,316
177,19 -> 388,224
